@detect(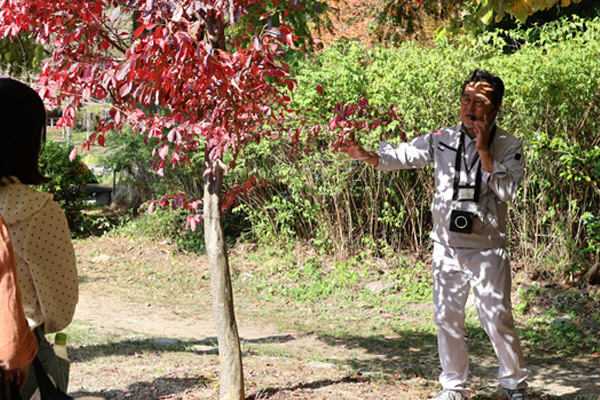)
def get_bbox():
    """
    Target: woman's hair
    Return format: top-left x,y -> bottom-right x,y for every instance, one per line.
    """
0,78 -> 50,185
